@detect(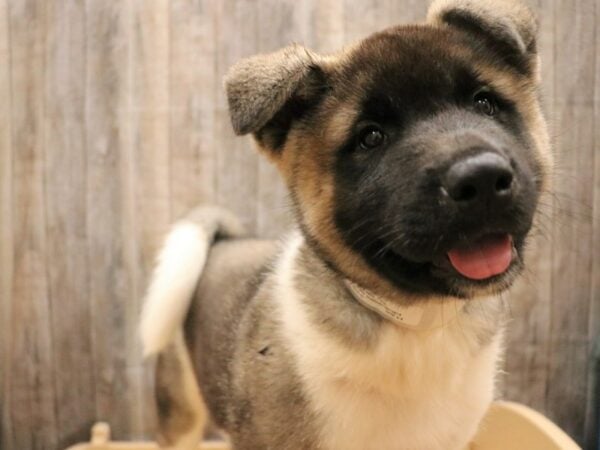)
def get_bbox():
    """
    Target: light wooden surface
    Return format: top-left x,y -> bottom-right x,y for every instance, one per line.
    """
469,402 -> 581,450
0,1 -> 598,449
65,422 -> 230,450
63,402 -> 582,450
